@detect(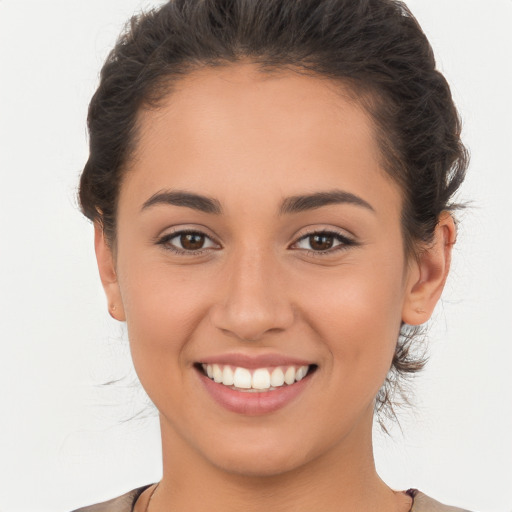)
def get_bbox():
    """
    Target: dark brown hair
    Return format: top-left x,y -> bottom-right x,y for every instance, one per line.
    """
79,0 -> 468,428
